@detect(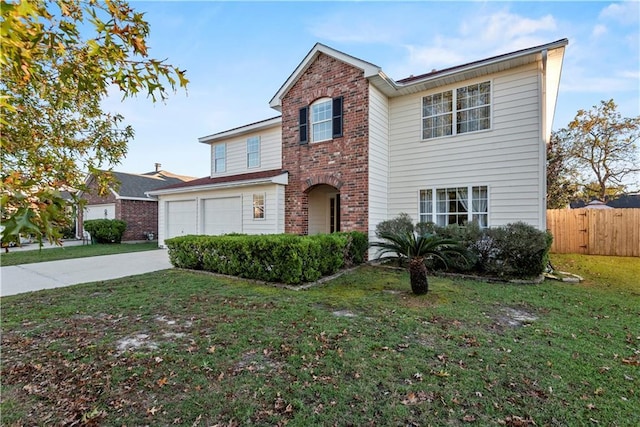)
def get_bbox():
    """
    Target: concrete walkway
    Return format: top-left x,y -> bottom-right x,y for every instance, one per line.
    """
0,250 -> 172,297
